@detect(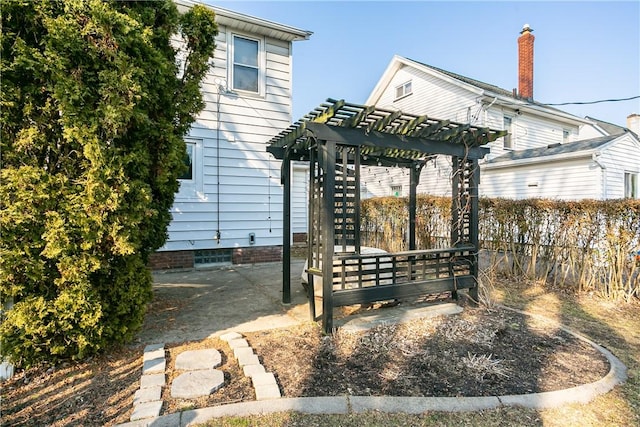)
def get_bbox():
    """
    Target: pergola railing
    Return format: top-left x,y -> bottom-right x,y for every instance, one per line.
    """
267,99 -> 506,332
